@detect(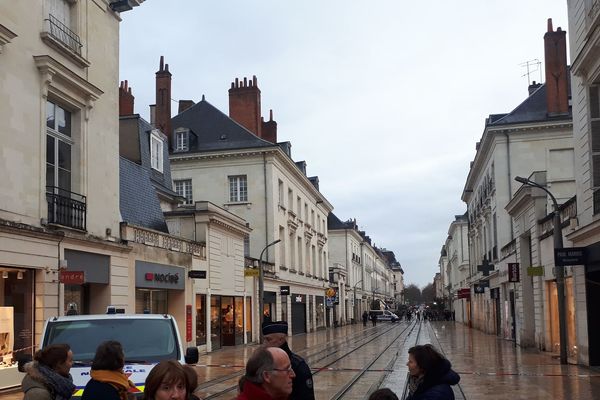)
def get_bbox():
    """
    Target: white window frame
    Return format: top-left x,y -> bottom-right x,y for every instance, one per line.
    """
175,129 -> 189,152
174,179 -> 193,205
229,175 -> 248,202
150,130 -> 163,173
